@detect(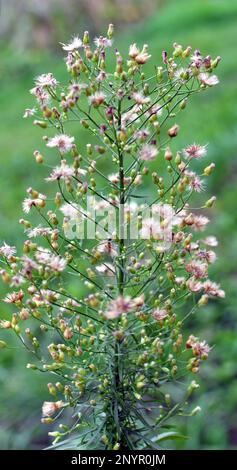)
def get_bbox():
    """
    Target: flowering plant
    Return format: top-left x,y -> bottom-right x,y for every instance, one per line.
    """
0,26 -> 224,450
